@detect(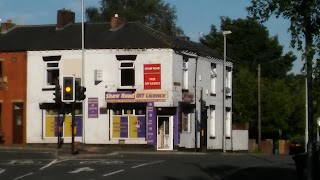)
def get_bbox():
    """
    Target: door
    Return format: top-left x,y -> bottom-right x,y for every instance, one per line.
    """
13,103 -> 23,144
157,116 -> 173,150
